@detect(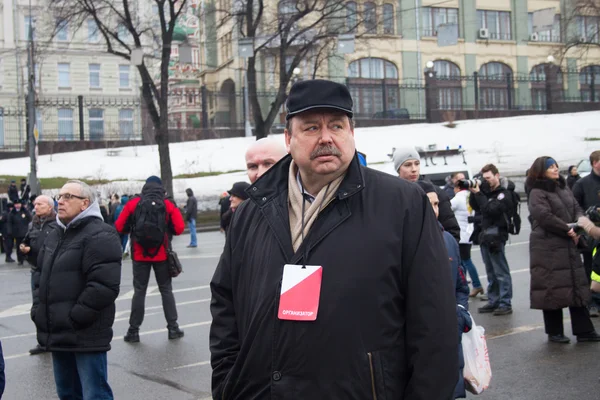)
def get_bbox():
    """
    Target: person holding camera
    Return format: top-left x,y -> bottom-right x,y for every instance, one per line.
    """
526,156 -> 600,343
576,208 -> 600,317
451,173 -> 484,298
469,164 -> 515,316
